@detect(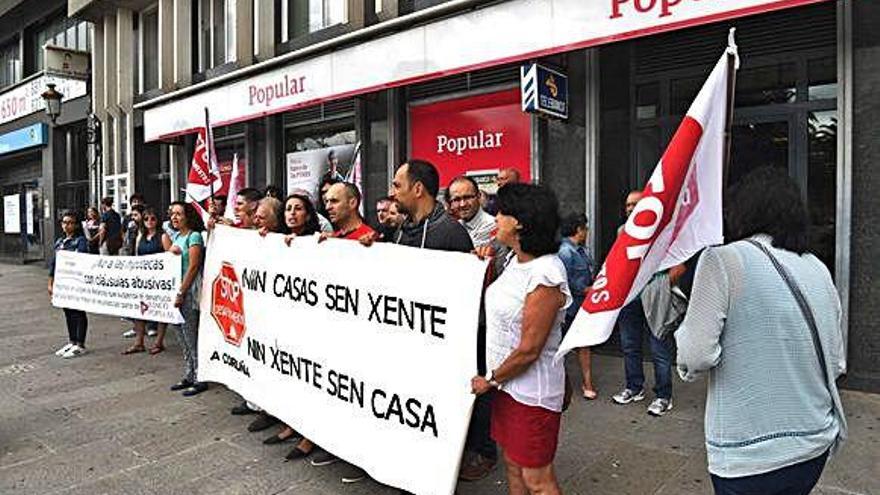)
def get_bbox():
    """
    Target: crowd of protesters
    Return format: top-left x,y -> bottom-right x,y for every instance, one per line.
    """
47,159 -> 847,495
